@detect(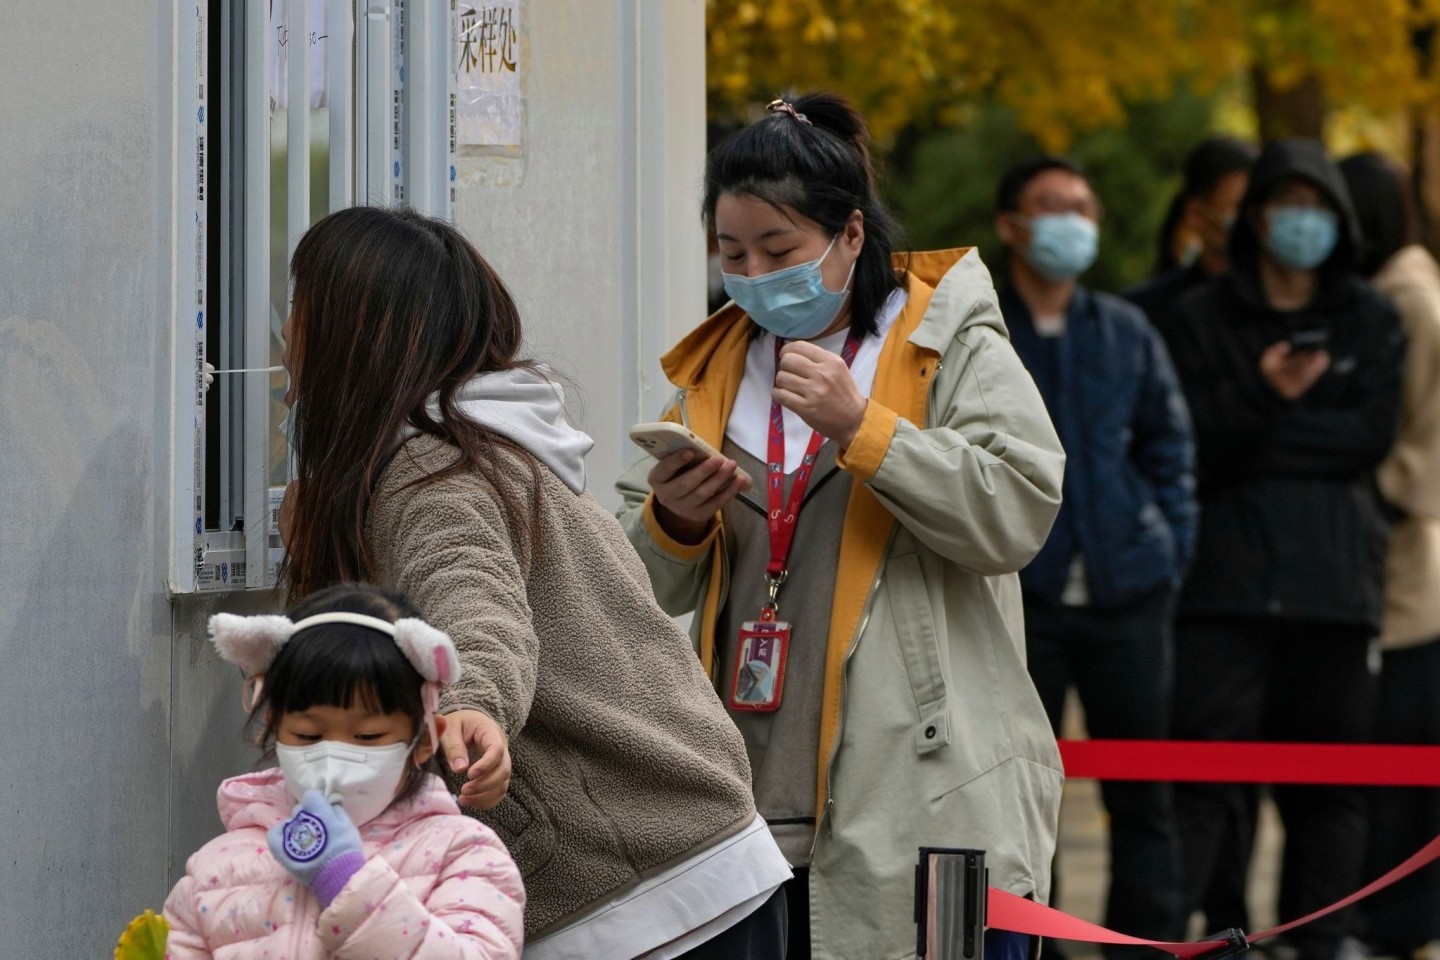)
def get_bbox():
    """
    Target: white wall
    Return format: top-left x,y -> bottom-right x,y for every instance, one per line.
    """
0,1 -> 704,954
457,0 -> 707,504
